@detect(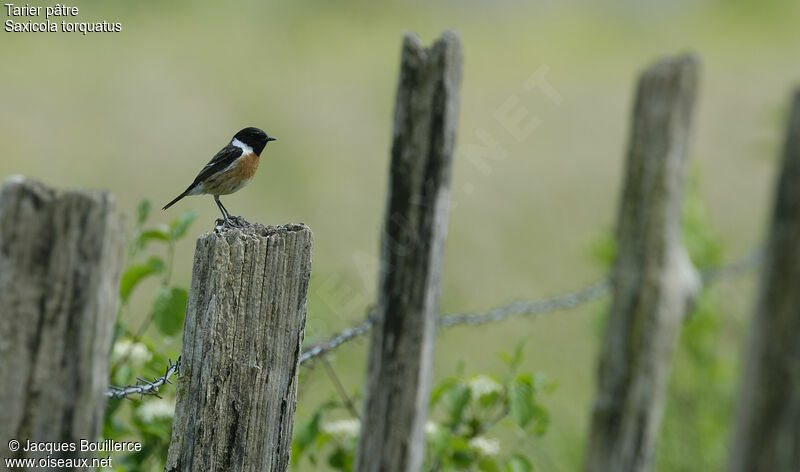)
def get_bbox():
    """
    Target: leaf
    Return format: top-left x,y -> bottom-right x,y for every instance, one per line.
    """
429,427 -> 451,458
430,377 -> 458,407
113,364 -> 133,386
170,210 -> 198,240
509,375 -> 534,428
120,257 -> 164,302
447,382 -> 471,426
505,454 -> 533,472
449,437 -> 475,468
479,456 -> 501,472
531,403 -> 549,436
291,402 -> 334,463
153,287 -> 188,336
112,321 -> 124,345
589,231 -> 617,267
136,225 -> 171,250
327,446 -> 353,471
136,199 -> 151,227
103,409 -> 129,440
478,390 -> 502,409
470,374 -> 504,408
499,341 -> 525,371
137,417 -> 171,437
510,342 -> 525,370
